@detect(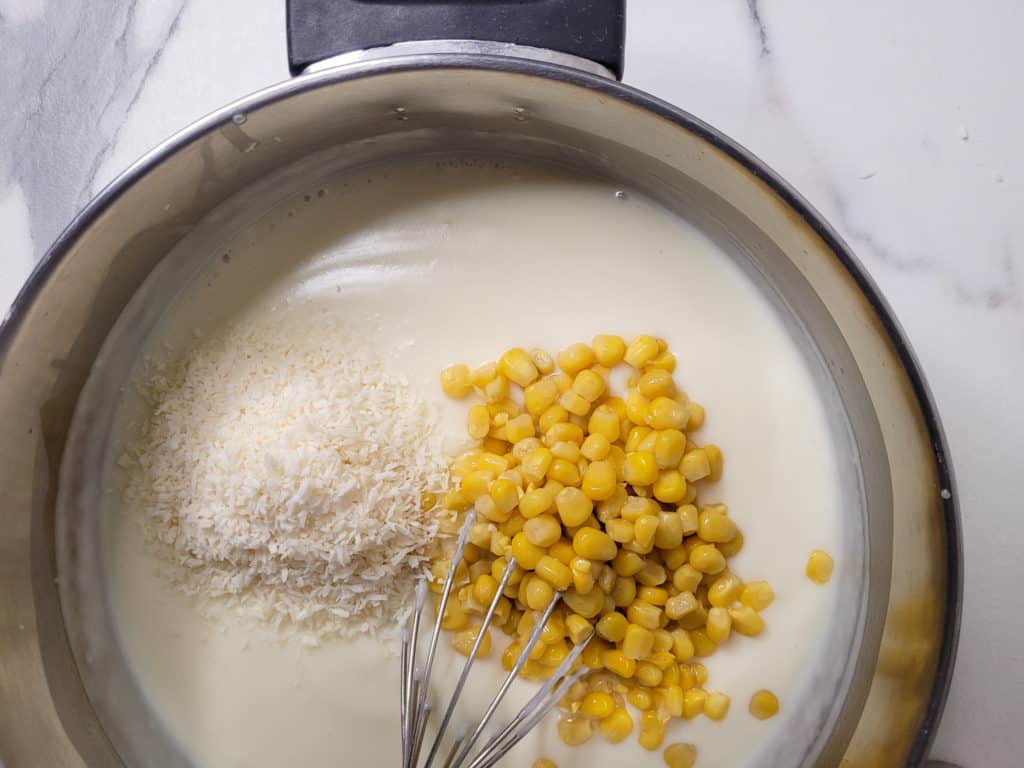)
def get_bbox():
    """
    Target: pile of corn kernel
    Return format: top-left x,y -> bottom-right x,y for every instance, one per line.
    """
436,335 -> 779,764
